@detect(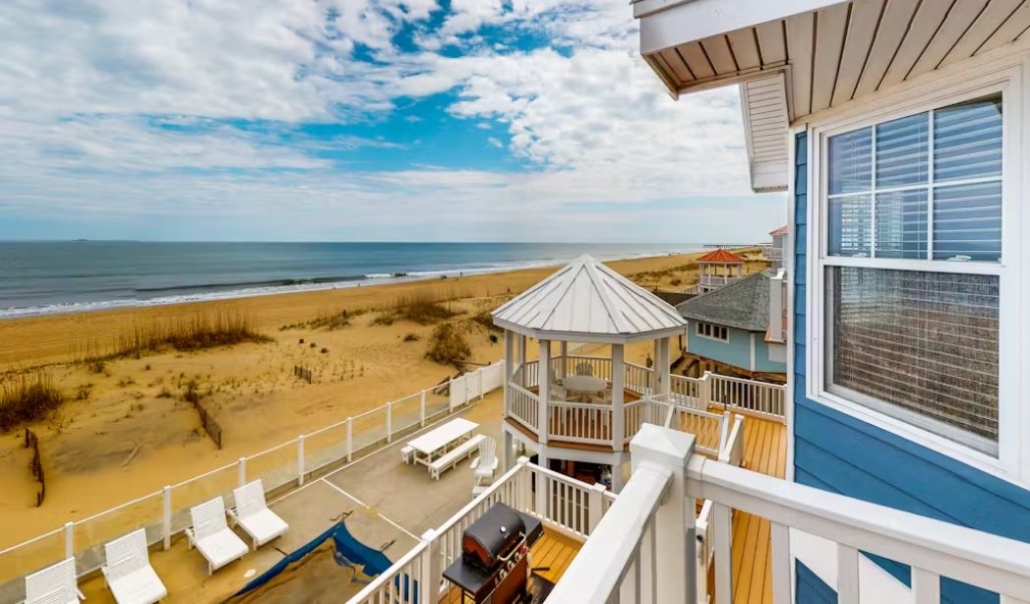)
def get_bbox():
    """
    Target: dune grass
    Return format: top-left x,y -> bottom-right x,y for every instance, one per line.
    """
426,323 -> 471,368
109,311 -> 272,359
0,373 -> 64,432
